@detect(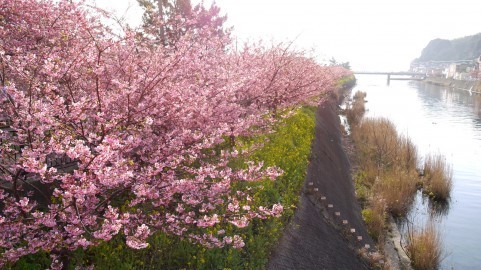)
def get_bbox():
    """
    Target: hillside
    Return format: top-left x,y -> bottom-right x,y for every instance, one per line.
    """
413,33 -> 481,63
